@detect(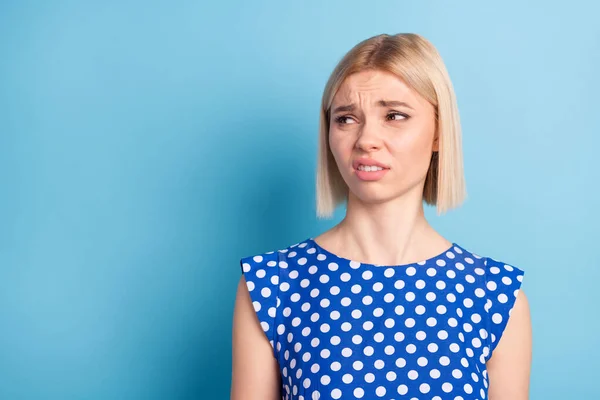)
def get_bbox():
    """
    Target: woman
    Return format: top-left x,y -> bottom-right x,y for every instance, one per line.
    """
231,33 -> 532,400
